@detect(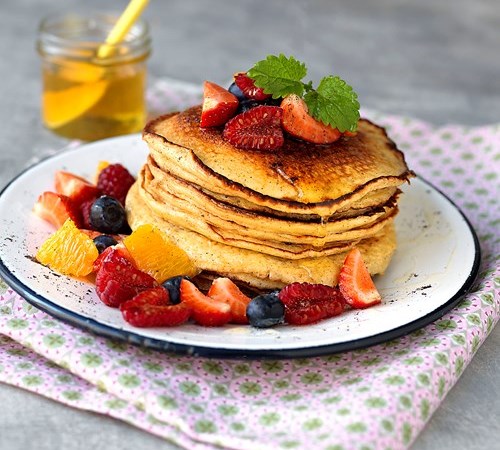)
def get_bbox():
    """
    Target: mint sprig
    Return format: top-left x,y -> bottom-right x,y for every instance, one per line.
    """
247,54 -> 307,99
247,54 -> 360,132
